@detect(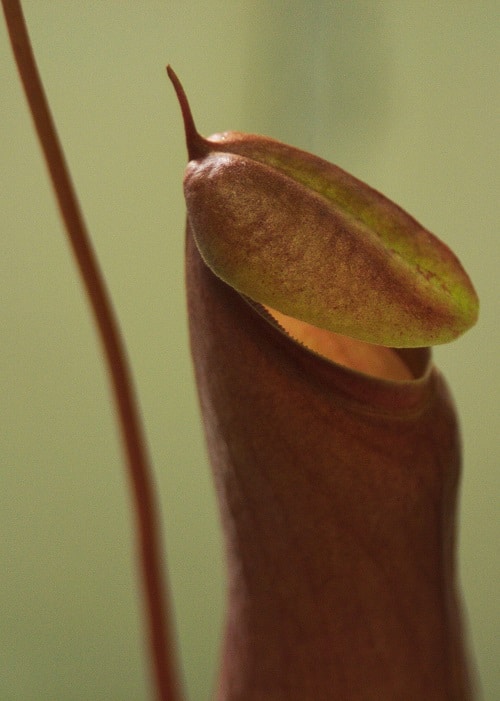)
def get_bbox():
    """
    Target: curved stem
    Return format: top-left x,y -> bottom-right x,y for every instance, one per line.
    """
1,3 -> 183,700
